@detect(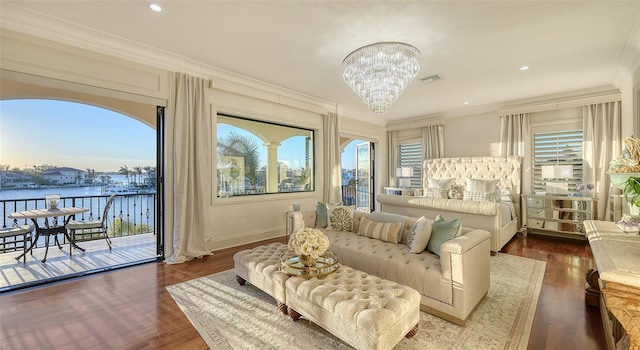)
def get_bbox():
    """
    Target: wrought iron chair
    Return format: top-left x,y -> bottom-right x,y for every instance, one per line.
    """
66,194 -> 116,253
0,224 -> 34,263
